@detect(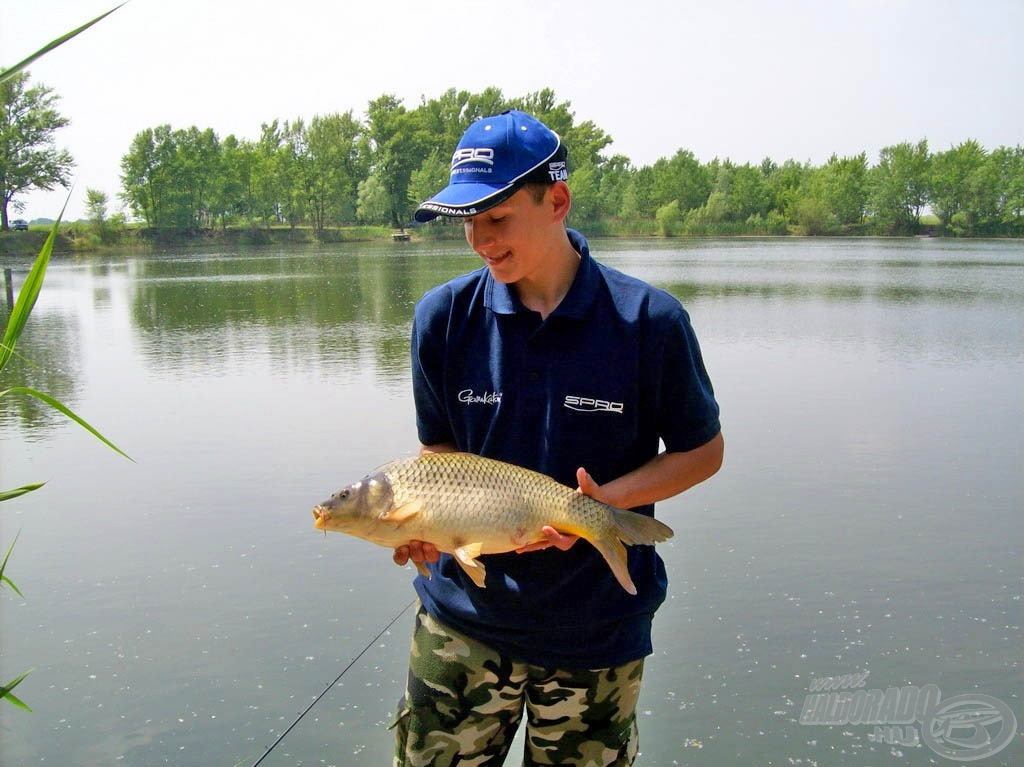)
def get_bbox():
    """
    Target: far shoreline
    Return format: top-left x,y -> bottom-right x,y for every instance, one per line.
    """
1,221 -> 1019,259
